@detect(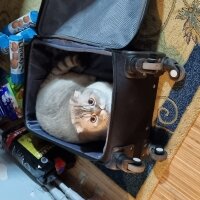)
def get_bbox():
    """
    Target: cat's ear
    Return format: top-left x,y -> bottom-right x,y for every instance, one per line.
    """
71,114 -> 83,134
73,90 -> 81,100
75,124 -> 84,134
70,90 -> 81,104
